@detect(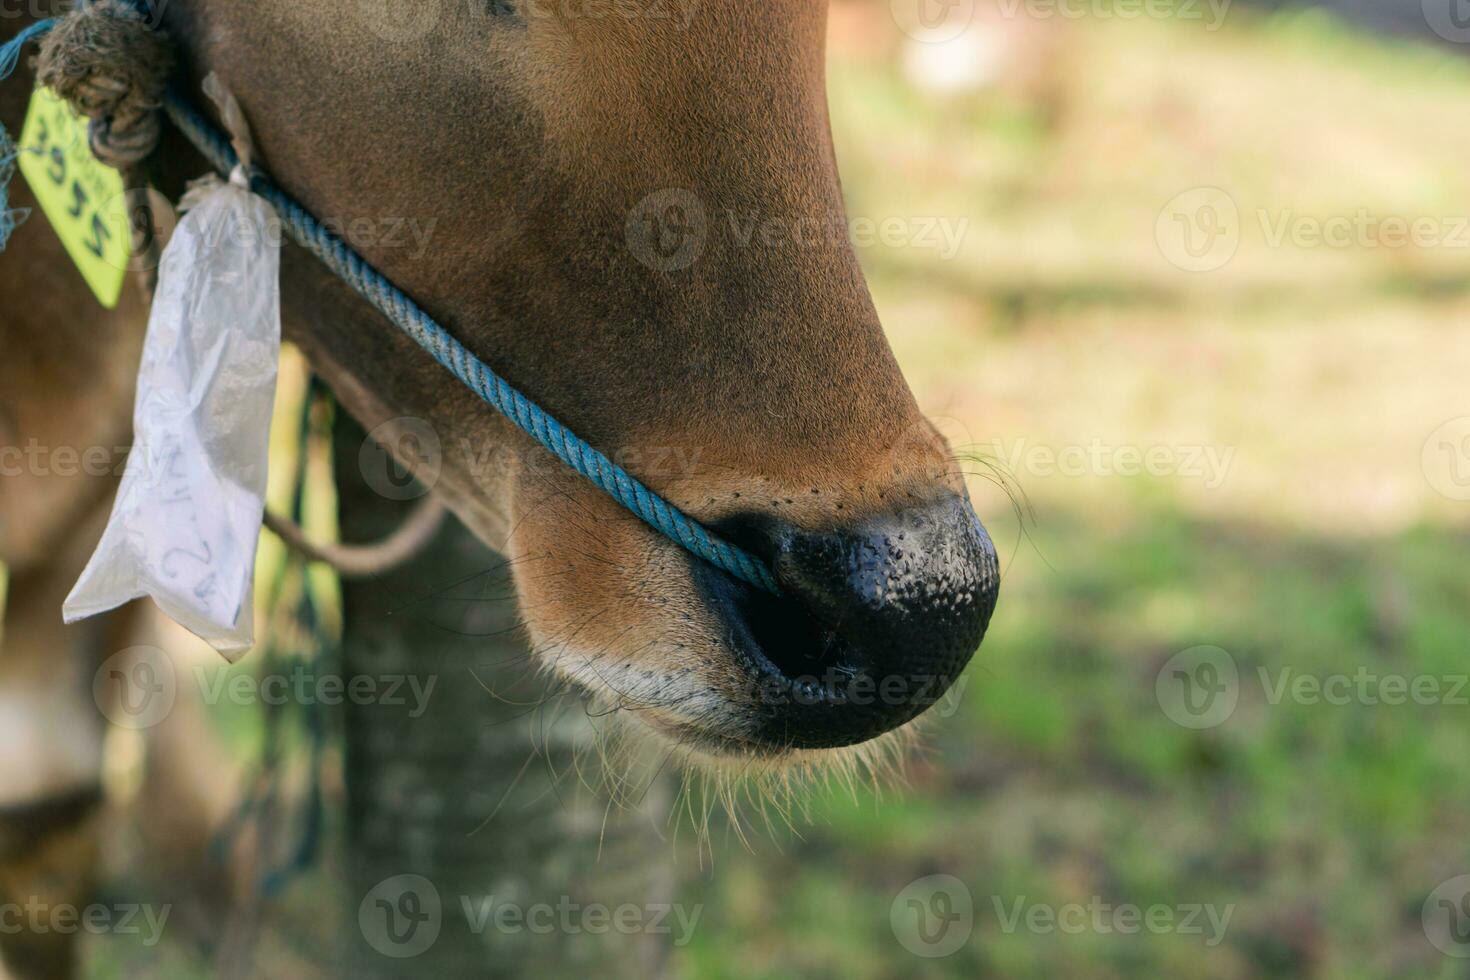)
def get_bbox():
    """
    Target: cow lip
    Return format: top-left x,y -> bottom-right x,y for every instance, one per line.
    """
640,714 -> 803,759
